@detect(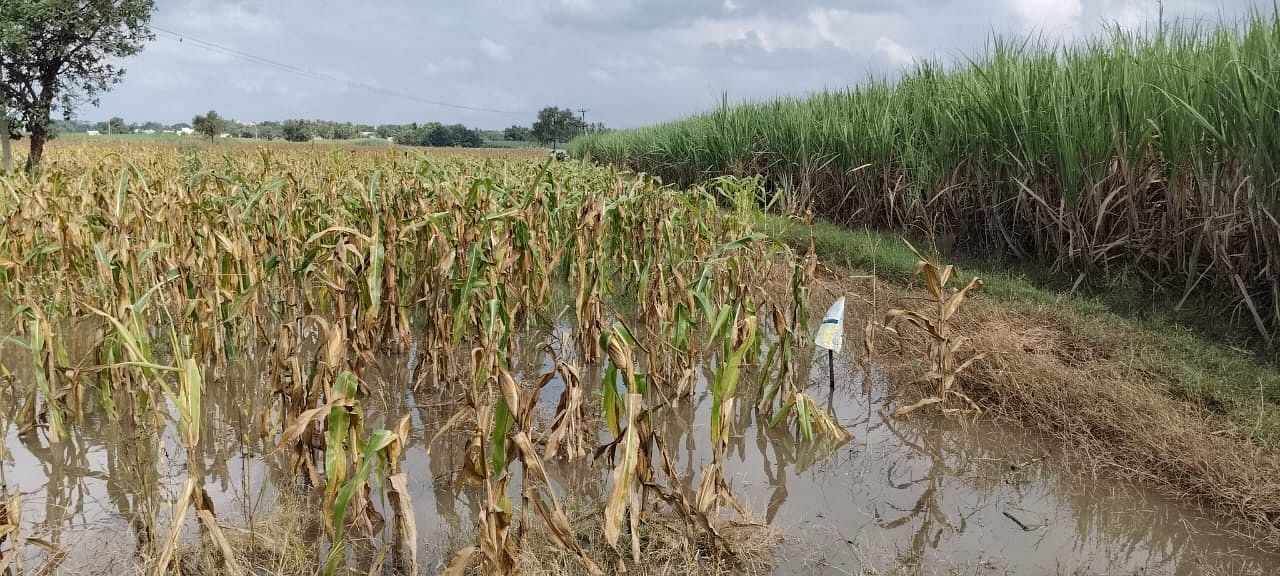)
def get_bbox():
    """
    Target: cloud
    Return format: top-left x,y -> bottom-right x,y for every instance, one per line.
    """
875,37 -> 913,66
77,0 -> 1267,128
166,1 -> 280,35
1008,0 -> 1084,31
479,38 -> 513,63
424,57 -> 473,76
